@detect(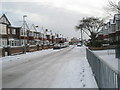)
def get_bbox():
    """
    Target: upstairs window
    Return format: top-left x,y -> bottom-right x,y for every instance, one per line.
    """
8,28 -> 11,34
20,28 -> 27,36
0,24 -> 7,34
12,29 -> 16,34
